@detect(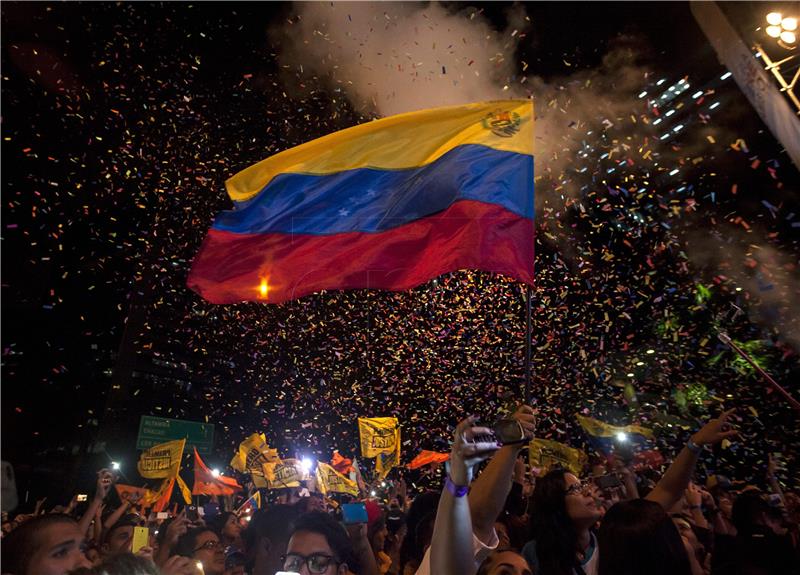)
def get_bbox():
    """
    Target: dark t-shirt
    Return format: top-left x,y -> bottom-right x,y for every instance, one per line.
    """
387,508 -> 406,534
